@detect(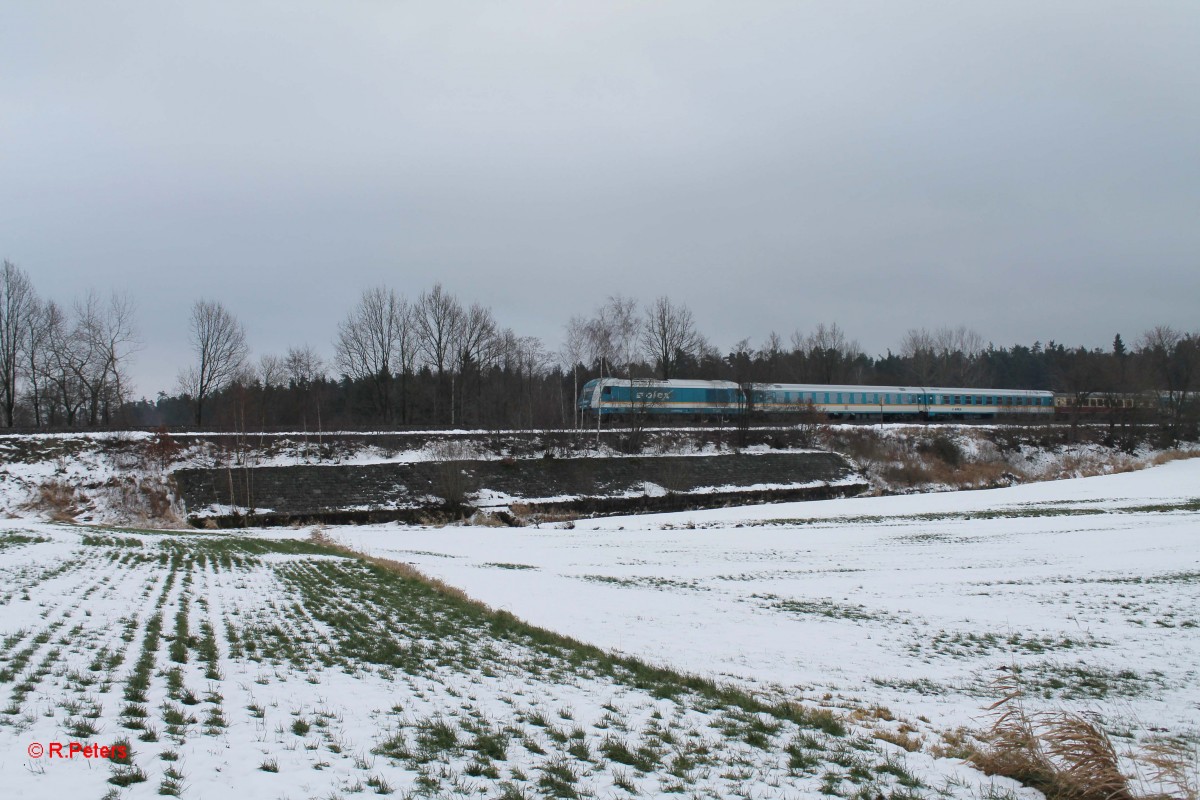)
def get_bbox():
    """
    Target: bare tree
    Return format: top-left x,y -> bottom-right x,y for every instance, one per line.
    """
562,315 -> 589,427
515,335 -> 550,428
1139,326 -> 1200,427
759,330 -> 784,382
602,295 -> 640,379
21,296 -> 51,426
284,344 -> 326,439
179,300 -> 248,427
334,287 -> 409,422
43,301 -> 87,426
800,322 -> 861,384
259,354 -> 286,389
284,345 -> 325,388
455,302 -> 497,425
899,328 -> 937,385
414,283 -> 464,424
74,291 -> 139,425
641,296 -> 703,380
0,260 -> 36,426
900,325 -> 984,386
933,325 -> 985,386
